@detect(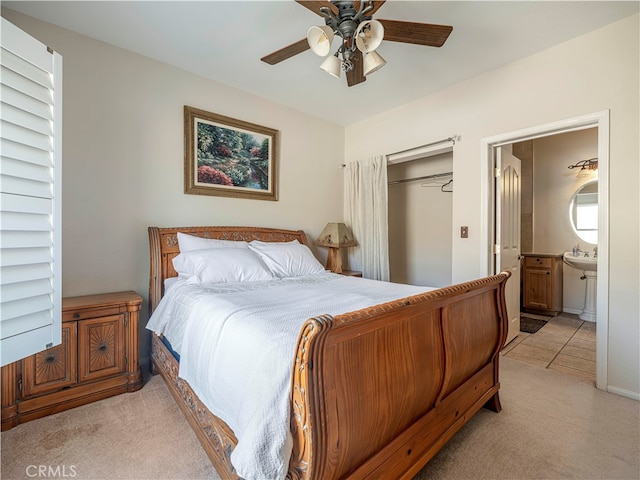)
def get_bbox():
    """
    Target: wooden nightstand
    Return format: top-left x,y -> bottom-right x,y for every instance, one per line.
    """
1,291 -> 143,431
339,270 -> 363,277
